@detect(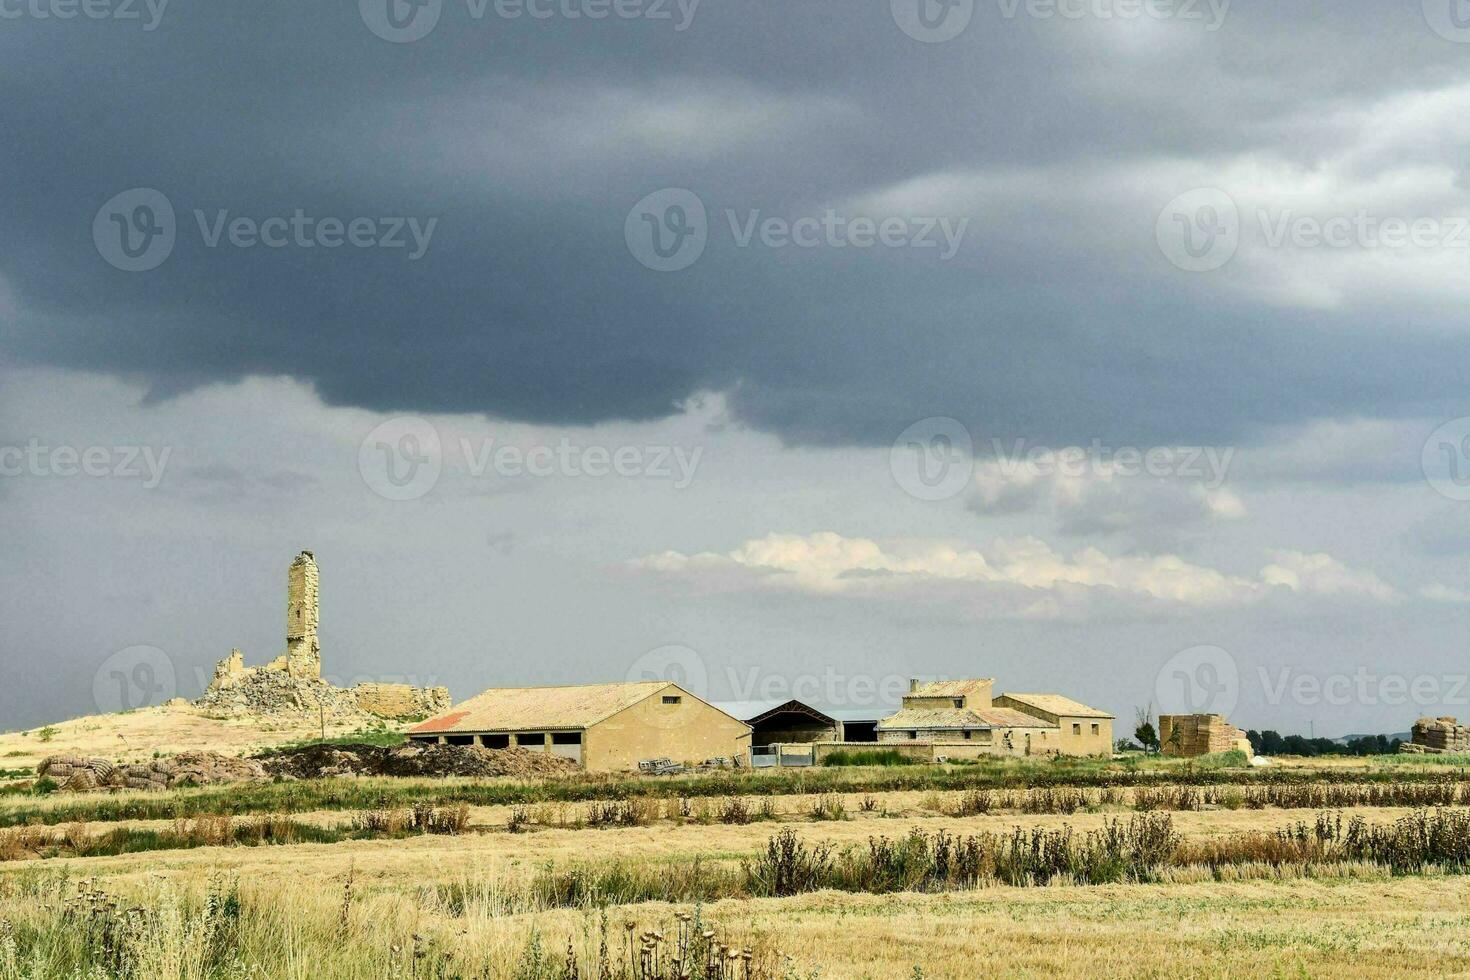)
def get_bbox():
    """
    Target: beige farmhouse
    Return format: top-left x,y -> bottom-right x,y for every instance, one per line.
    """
877,679 -> 1113,757
408,681 -> 750,772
